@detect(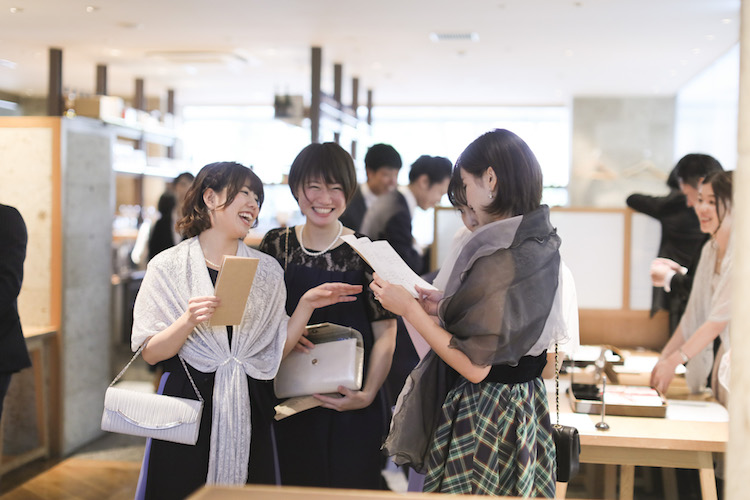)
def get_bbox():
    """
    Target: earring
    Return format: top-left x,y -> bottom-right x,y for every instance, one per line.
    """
488,193 -> 493,199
